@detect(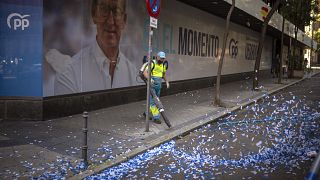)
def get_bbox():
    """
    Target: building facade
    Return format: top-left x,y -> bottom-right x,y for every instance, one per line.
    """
0,0 -> 316,121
